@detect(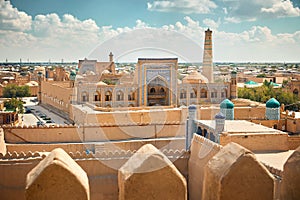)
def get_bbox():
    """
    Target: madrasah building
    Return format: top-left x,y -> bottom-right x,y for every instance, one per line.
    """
71,29 -> 237,108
